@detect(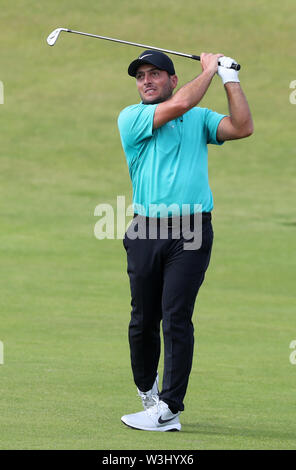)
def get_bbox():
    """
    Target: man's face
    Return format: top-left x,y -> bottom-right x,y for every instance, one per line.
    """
135,64 -> 178,104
